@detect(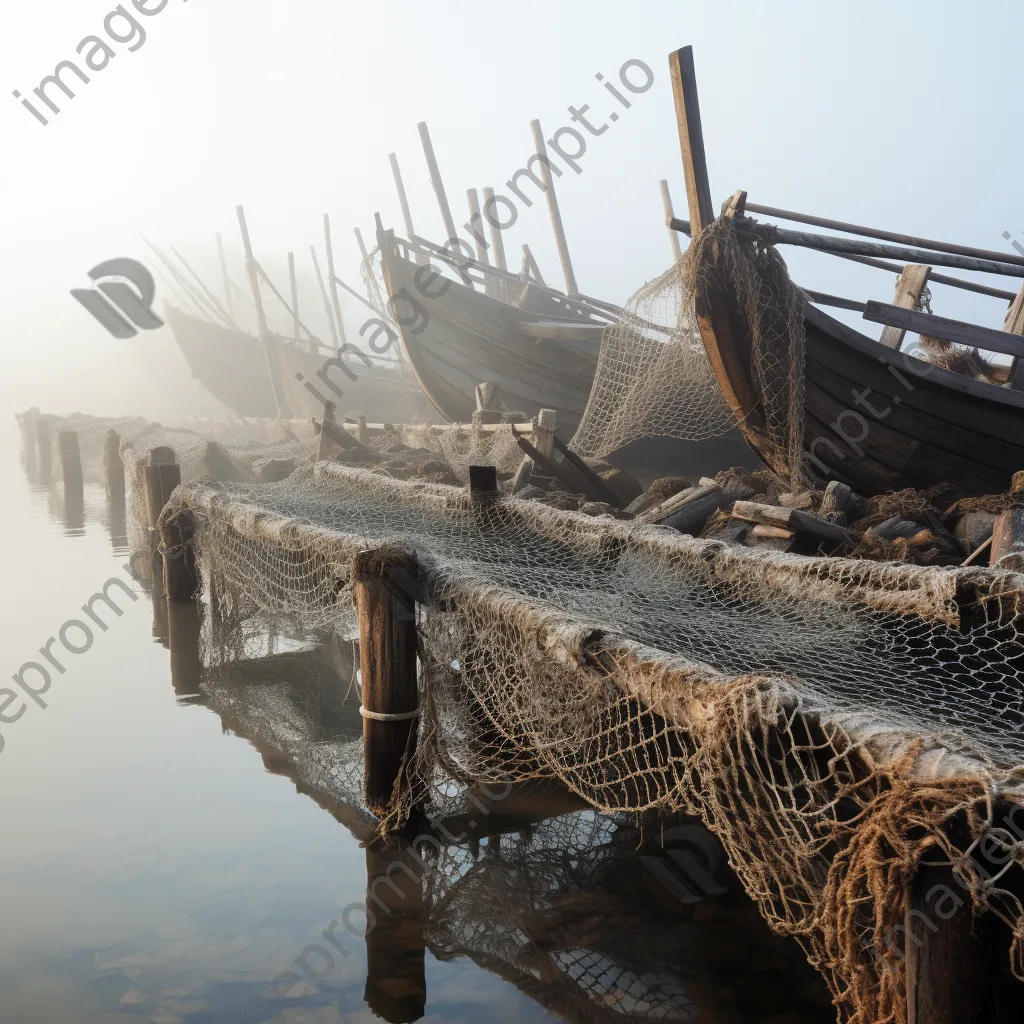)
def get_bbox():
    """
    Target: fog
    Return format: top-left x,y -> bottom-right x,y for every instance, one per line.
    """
1,0 -> 1021,420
